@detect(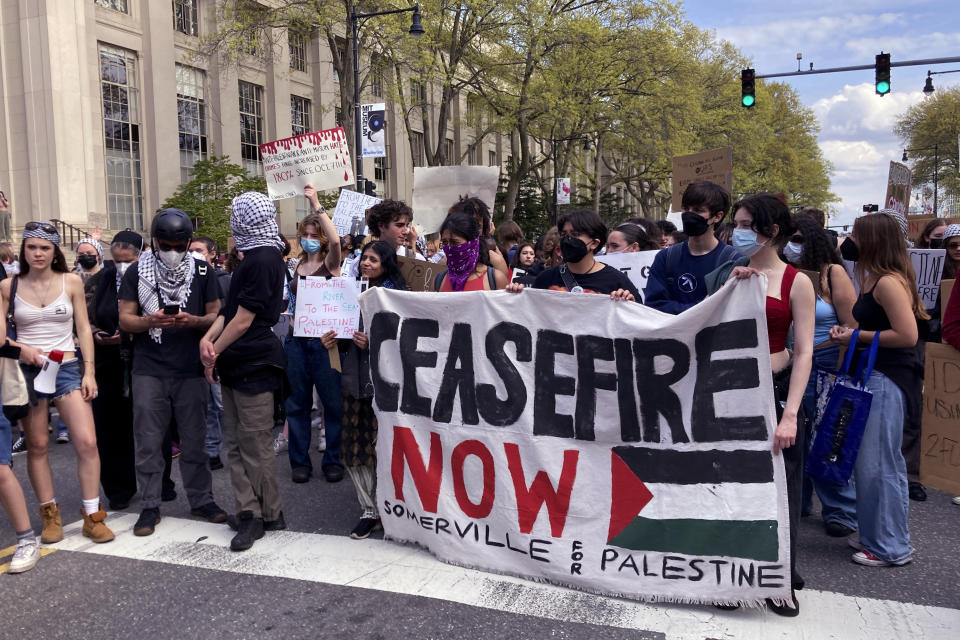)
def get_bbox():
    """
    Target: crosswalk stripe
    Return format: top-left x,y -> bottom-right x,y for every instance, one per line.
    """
49,513 -> 958,640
